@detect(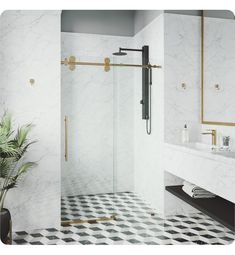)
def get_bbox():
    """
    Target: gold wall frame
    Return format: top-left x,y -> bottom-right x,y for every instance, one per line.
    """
201,12 -> 235,126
